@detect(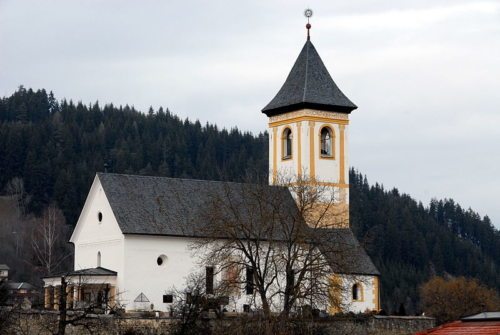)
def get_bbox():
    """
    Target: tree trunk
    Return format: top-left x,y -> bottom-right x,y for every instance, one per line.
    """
57,277 -> 67,335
